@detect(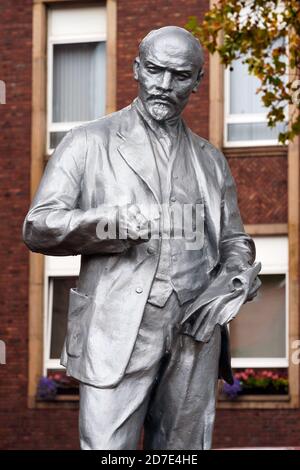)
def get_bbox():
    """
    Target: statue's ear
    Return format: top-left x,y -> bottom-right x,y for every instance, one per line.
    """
192,69 -> 204,93
133,57 -> 140,81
